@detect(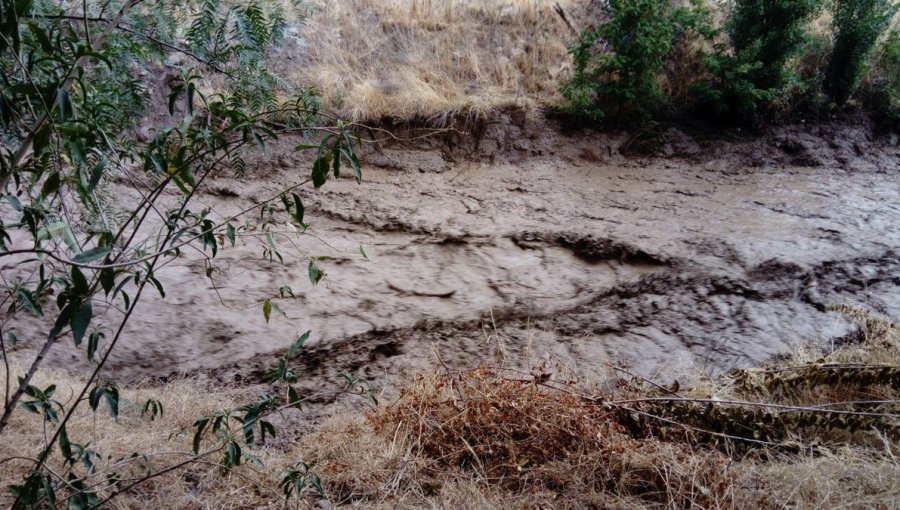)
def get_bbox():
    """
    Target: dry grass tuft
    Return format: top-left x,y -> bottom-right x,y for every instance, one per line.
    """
0,360 -> 294,509
368,367 -> 735,508
371,367 -> 623,479
291,0 -> 578,122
